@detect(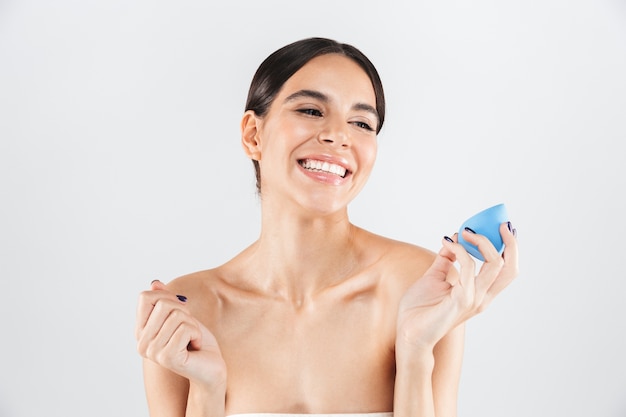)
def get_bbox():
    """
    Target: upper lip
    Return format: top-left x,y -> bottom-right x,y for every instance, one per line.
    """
297,154 -> 353,175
